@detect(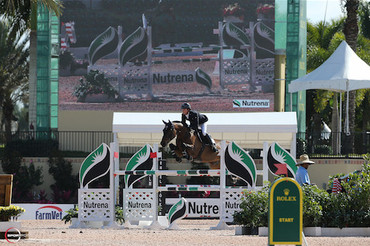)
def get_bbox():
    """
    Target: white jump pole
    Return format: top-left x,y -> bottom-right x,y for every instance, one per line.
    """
147,143 -> 162,229
211,140 -> 232,230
